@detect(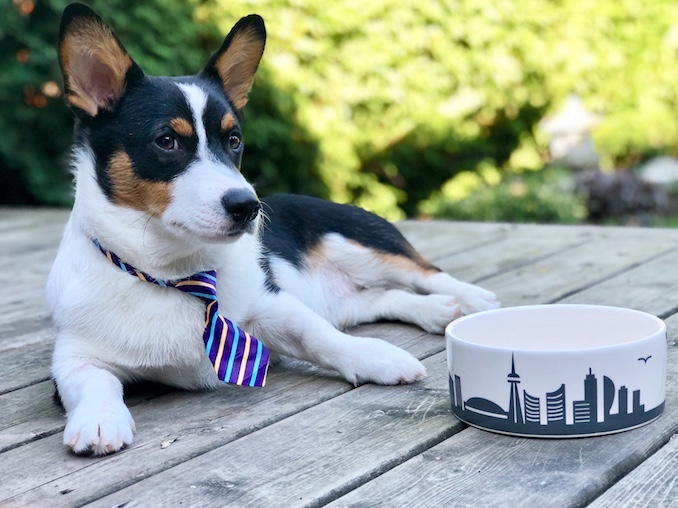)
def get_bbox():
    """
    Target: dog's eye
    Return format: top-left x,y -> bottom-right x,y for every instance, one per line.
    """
228,134 -> 242,151
155,134 -> 179,151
